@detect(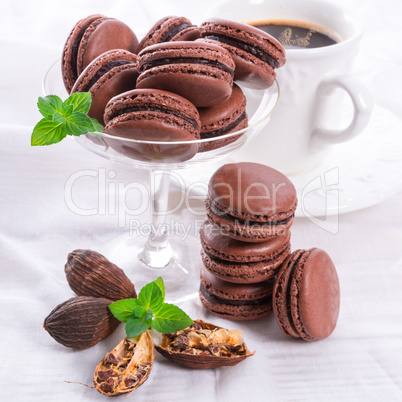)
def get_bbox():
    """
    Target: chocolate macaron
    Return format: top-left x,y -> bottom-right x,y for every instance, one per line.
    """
273,248 -> 340,341
62,14 -> 139,93
206,163 -> 297,241
137,16 -> 200,52
200,220 -> 291,283
103,88 -> 200,162
136,41 -> 235,107
200,18 -> 285,89
199,267 -> 274,320
198,83 -> 248,152
71,49 -> 138,125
